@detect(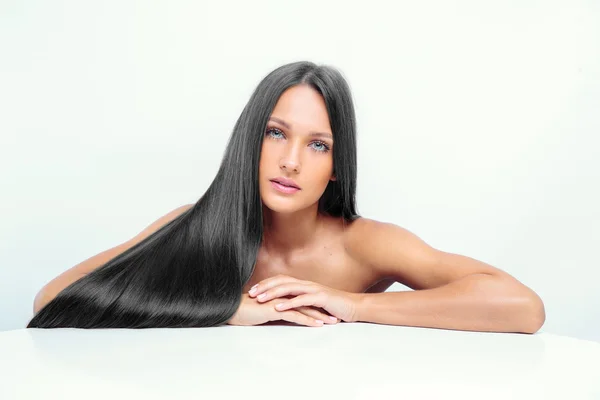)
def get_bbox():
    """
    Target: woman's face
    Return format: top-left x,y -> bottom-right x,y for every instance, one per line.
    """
259,84 -> 336,214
